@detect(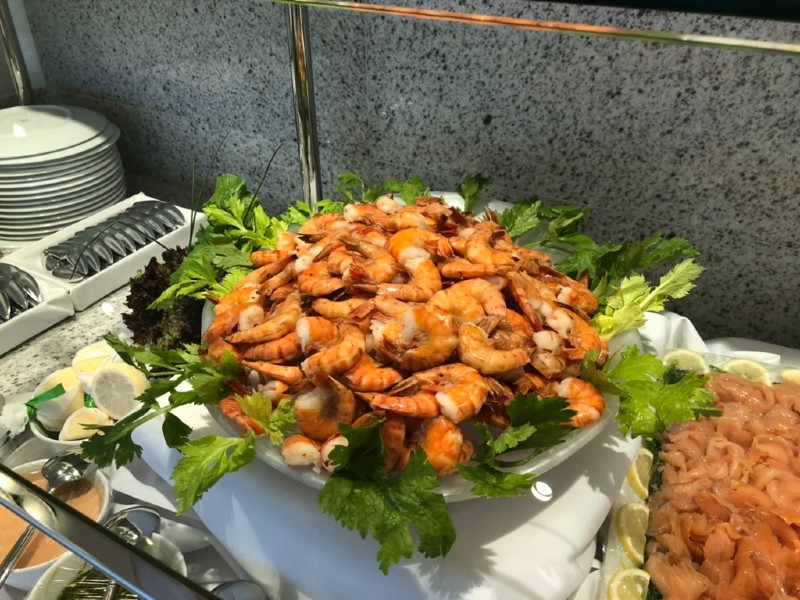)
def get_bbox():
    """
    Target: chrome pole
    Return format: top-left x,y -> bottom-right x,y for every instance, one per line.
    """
0,0 -> 32,105
286,4 -> 323,208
